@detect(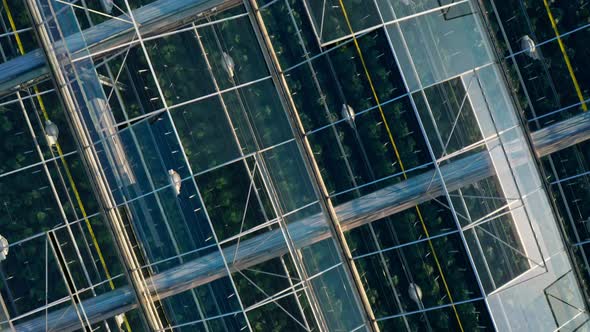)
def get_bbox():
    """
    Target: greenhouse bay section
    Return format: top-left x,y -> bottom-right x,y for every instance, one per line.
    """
1,0 -> 590,331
